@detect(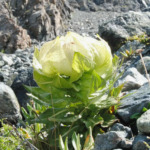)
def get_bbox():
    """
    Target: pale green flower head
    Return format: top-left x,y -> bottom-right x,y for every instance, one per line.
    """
33,32 -> 112,92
